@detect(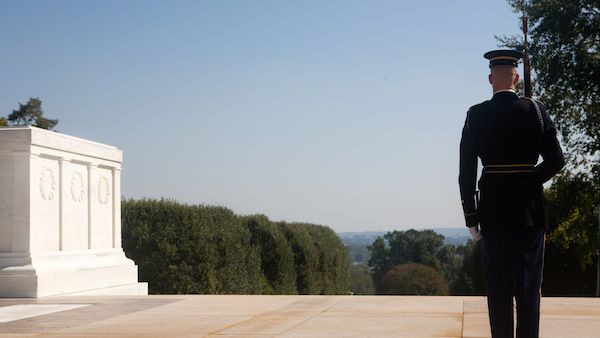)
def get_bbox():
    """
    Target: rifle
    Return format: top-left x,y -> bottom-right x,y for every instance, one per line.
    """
522,12 -> 545,133
522,14 -> 532,98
